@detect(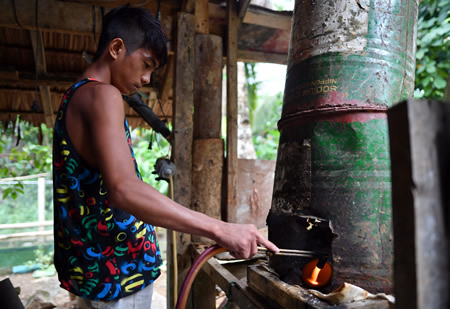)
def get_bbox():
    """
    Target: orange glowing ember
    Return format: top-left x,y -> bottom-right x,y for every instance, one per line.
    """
302,258 -> 332,288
